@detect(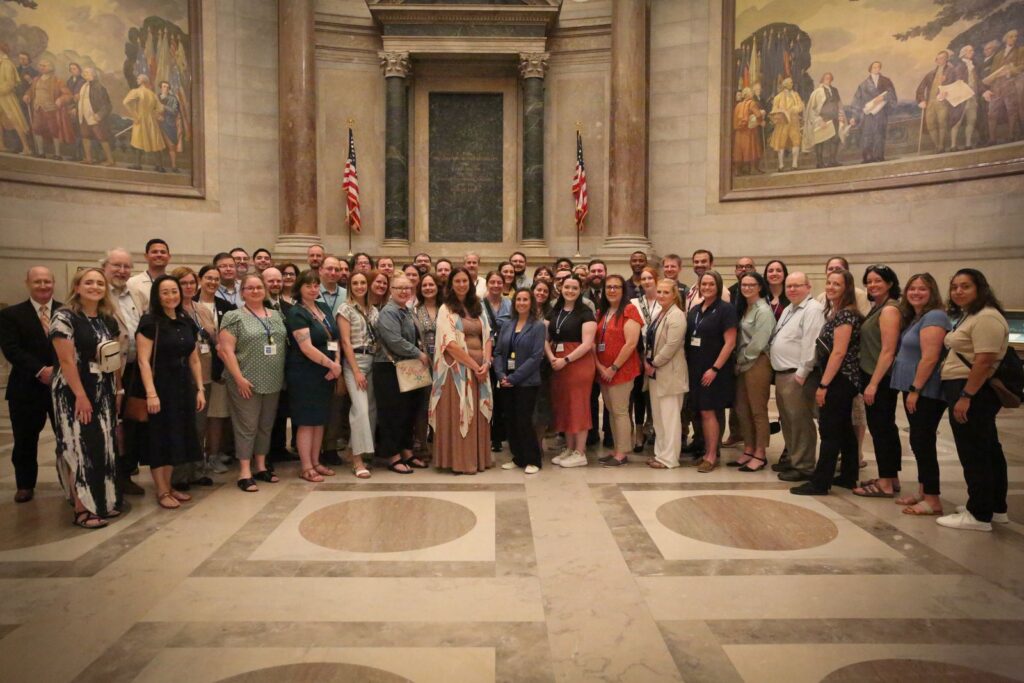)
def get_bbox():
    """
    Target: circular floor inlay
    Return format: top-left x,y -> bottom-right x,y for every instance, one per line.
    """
655,494 -> 839,551
218,663 -> 411,683
0,496 -> 121,551
298,495 -> 477,553
821,659 -> 1020,682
